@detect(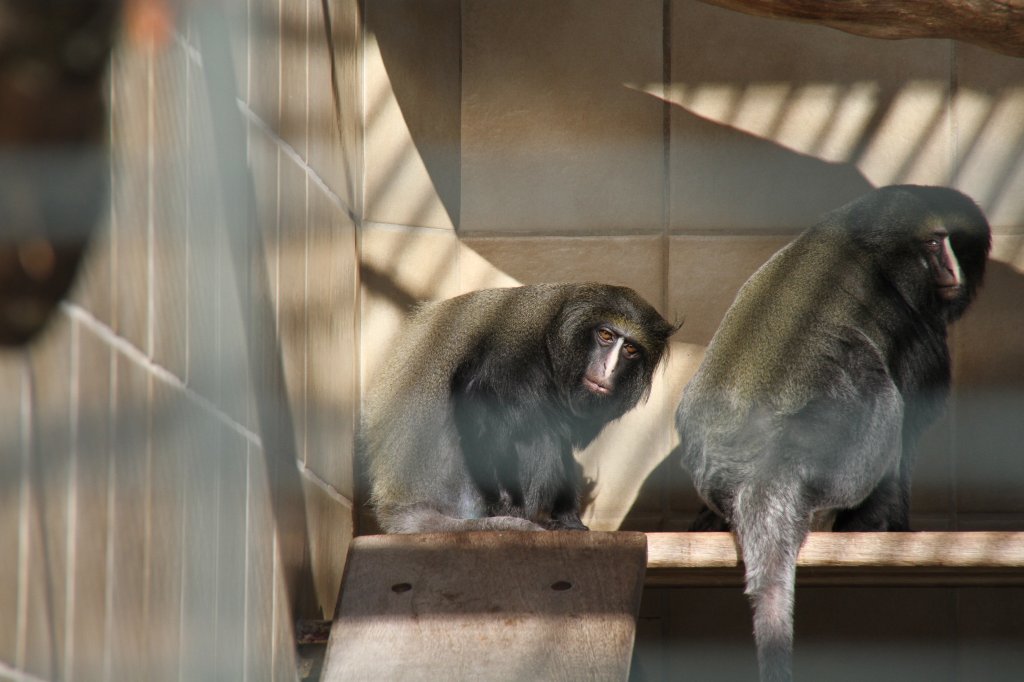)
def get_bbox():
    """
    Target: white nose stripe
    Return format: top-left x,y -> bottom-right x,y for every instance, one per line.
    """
941,238 -> 962,286
603,339 -> 623,379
